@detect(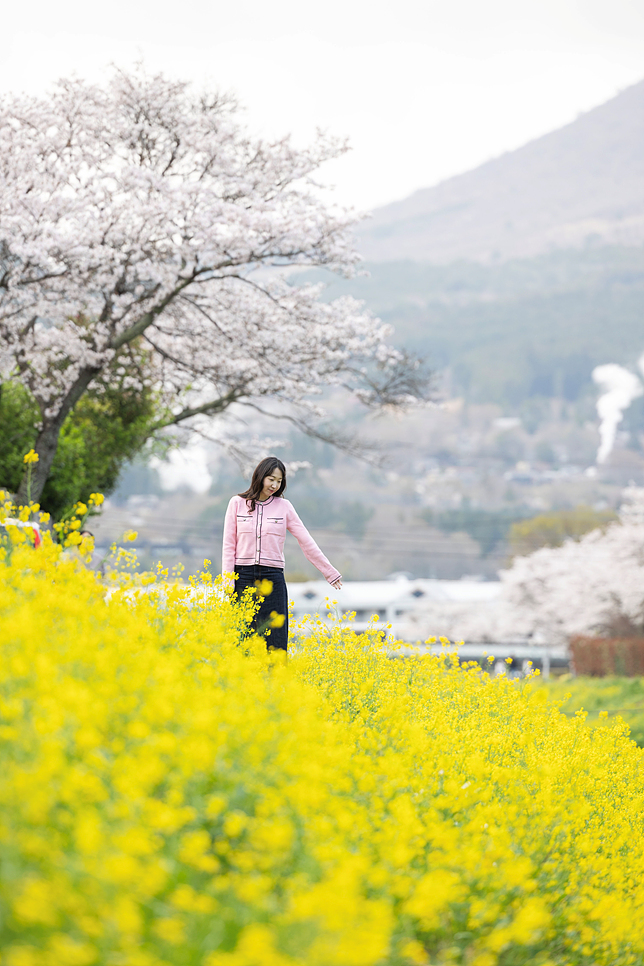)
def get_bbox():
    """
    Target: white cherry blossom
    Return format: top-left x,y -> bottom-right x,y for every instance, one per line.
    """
0,67 -> 423,503
409,487 -> 644,646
